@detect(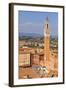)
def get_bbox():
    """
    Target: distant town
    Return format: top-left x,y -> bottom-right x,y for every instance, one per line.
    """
19,34 -> 58,54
